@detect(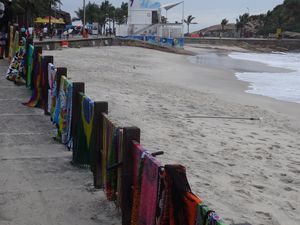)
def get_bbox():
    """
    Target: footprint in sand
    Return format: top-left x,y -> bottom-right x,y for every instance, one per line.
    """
220,141 -> 227,146
258,138 -> 268,142
255,211 -> 273,221
252,184 -> 265,191
284,187 -> 294,192
280,177 -> 294,184
228,163 -> 236,167
254,155 -> 263,160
